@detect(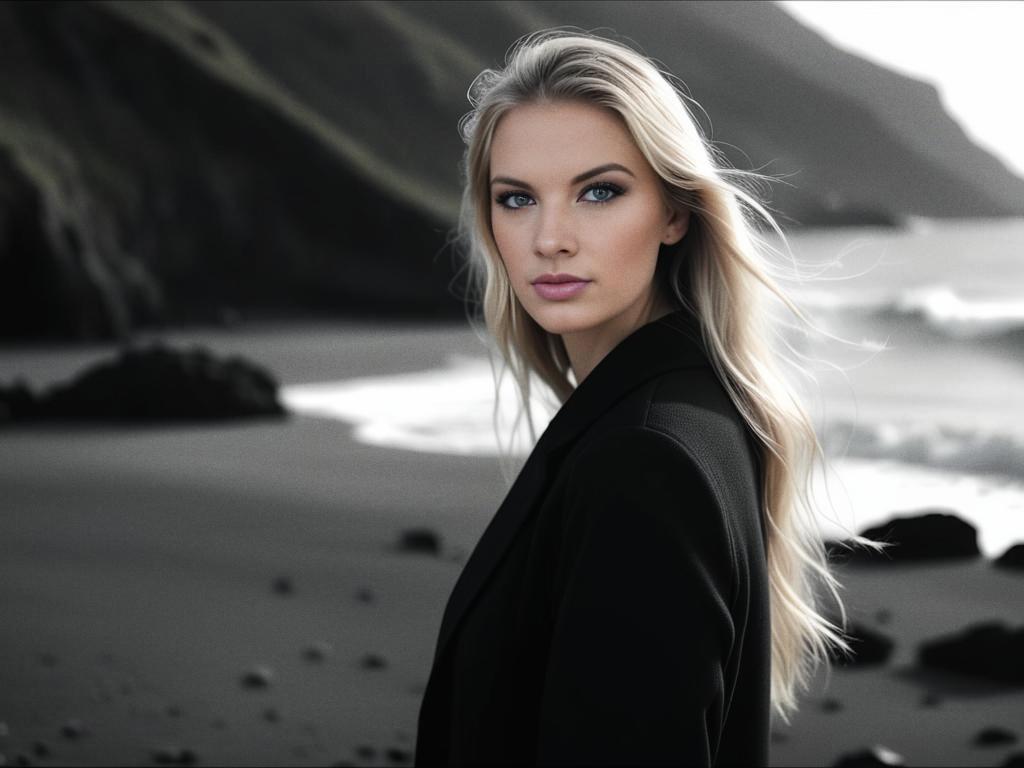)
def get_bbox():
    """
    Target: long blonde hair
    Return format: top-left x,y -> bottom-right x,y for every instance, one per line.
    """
451,27 -> 884,725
